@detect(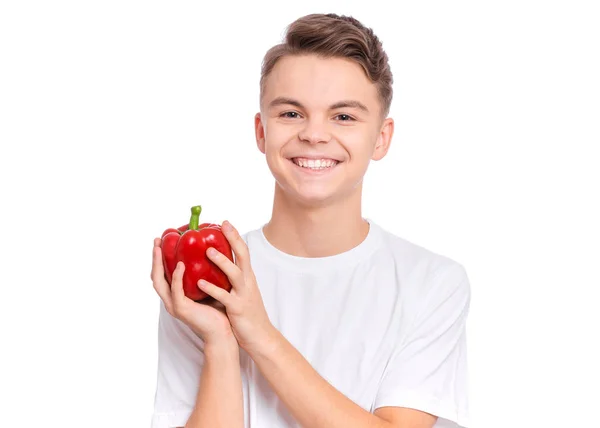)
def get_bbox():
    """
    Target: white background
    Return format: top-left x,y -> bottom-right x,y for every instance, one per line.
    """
1,1 -> 598,427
